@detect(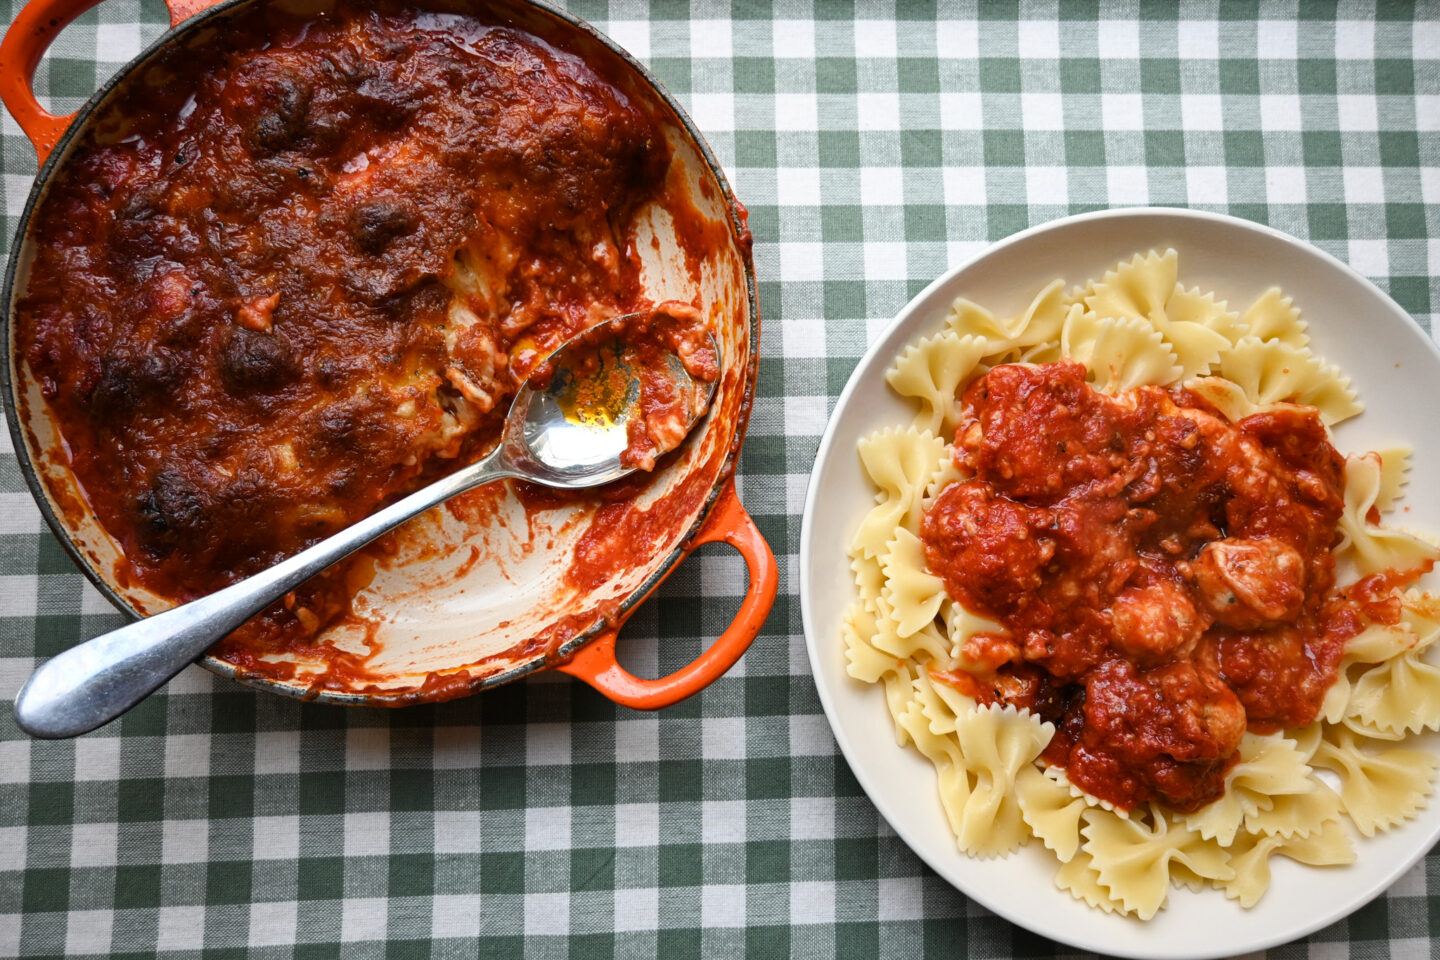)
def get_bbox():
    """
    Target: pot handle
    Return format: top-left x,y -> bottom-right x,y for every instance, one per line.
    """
557,478 -> 778,710
0,0 -> 224,163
